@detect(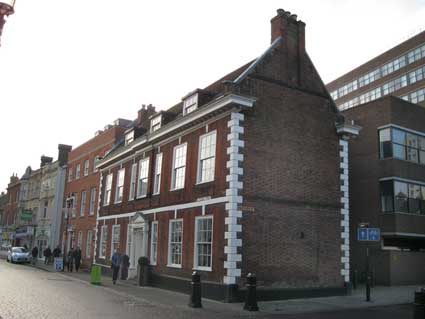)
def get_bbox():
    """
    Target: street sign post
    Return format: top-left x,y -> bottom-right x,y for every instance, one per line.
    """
357,226 -> 381,302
